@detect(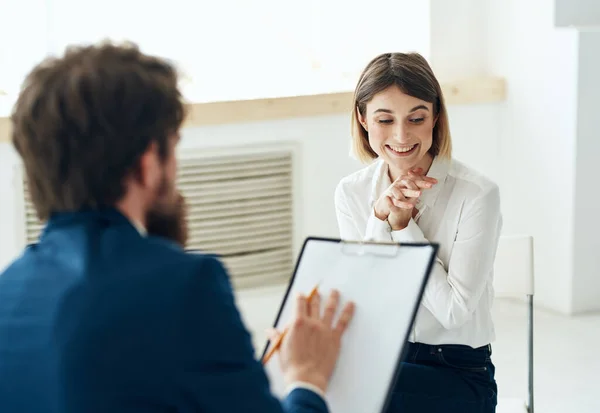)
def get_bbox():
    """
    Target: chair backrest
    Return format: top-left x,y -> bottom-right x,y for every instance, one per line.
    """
493,235 -> 535,298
